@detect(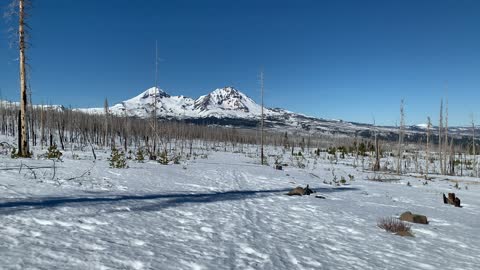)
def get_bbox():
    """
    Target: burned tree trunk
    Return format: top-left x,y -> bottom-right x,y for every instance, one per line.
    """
18,0 -> 29,157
